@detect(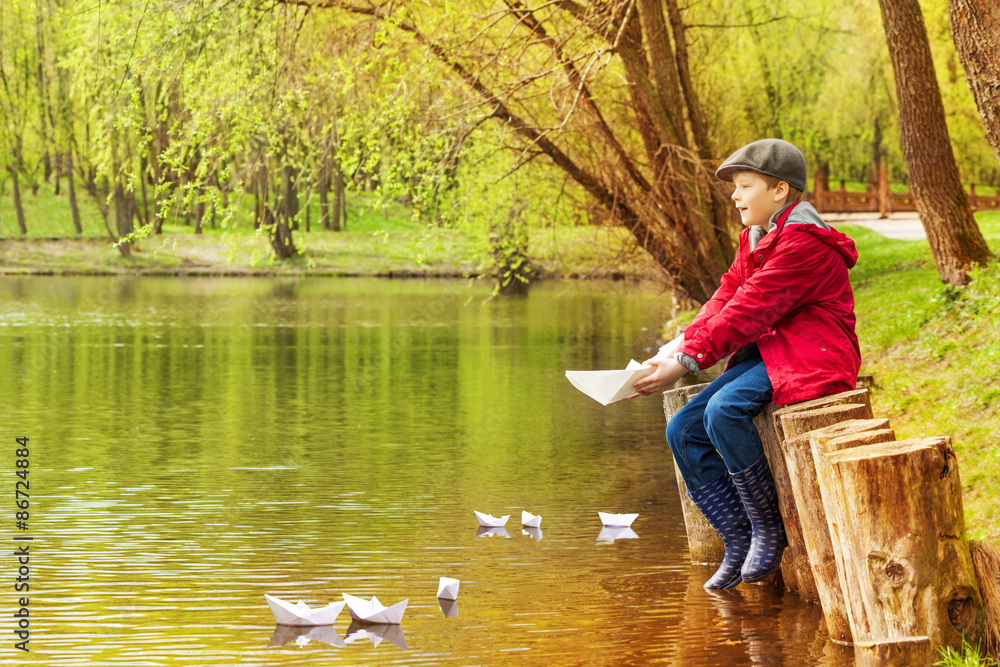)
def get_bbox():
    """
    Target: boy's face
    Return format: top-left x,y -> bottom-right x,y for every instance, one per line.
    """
730,171 -> 789,227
